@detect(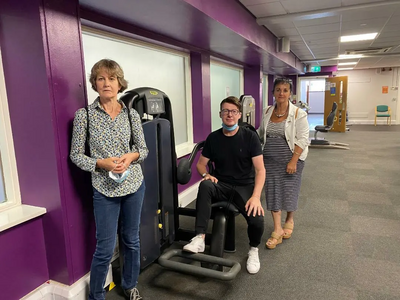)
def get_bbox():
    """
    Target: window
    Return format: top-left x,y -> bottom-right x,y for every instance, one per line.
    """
210,60 -> 243,131
0,48 -> 21,211
81,28 -> 193,157
262,74 -> 269,110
